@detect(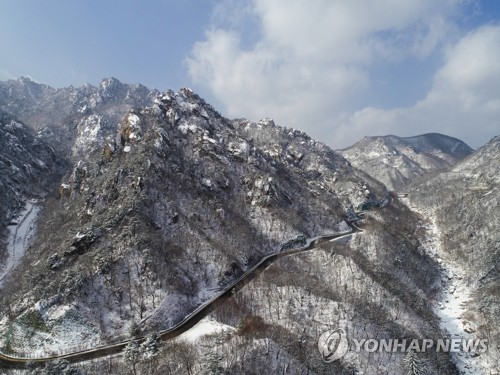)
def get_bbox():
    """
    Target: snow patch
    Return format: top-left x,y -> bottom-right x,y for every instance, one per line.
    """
202,134 -> 217,144
73,115 -> 105,157
127,113 -> 140,126
177,317 -> 235,343
201,178 -> 212,188
178,121 -> 198,135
